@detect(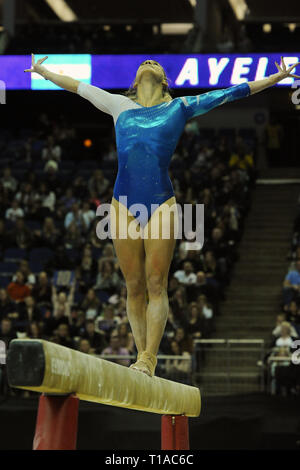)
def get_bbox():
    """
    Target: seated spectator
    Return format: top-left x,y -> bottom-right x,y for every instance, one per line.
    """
44,304 -> 70,338
173,327 -> 193,354
60,187 -> 77,212
94,260 -> 121,294
26,321 -> 44,339
174,261 -> 197,285
186,302 -> 205,339
1,167 -> 18,194
169,287 -> 188,326
12,259 -> 35,286
102,329 -> 130,367
80,319 -> 107,354
196,294 -> 214,319
283,260 -> 300,305
7,271 -> 31,303
0,219 -> 10,250
45,245 -> 75,273
80,289 -> 101,320
275,322 -> 296,348
5,199 -> 24,221
64,220 -> 83,249
42,135 -> 62,163
95,304 -> 120,341
168,276 -> 180,298
81,201 -> 95,233
88,169 -> 111,202
0,289 -> 16,320
88,219 -> 103,248
16,296 -> 42,331
76,255 -> 97,293
78,338 -> 92,354
51,323 -> 74,349
36,183 -> 56,214
98,242 -> 119,270
32,271 -> 52,307
64,202 -> 84,230
15,182 -> 36,213
117,322 -> 135,353
10,218 -> 32,250
165,340 -> 192,379
34,217 -> 60,248
0,317 -> 17,348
